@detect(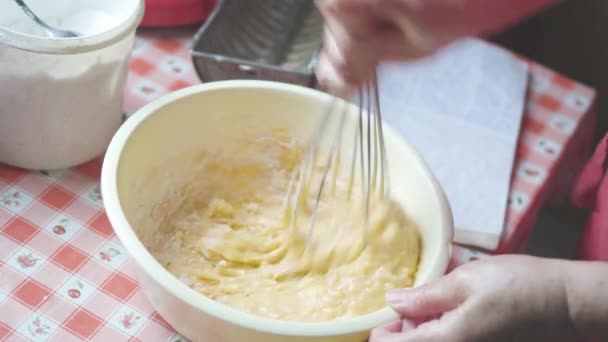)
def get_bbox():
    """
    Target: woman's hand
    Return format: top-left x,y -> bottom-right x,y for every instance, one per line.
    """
370,255 -> 579,342
314,0 -> 556,96
314,0 -> 472,96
